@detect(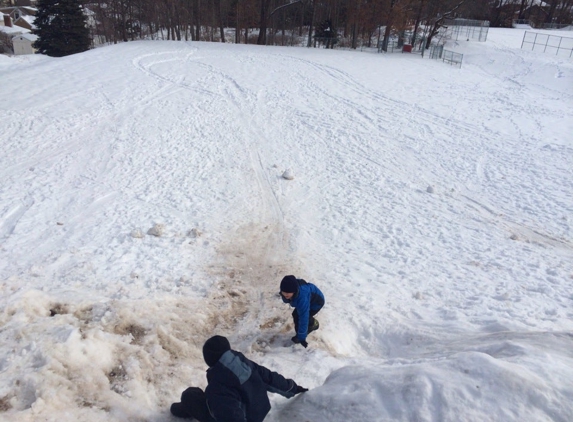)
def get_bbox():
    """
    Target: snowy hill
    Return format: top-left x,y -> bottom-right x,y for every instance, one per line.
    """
0,28 -> 572,421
